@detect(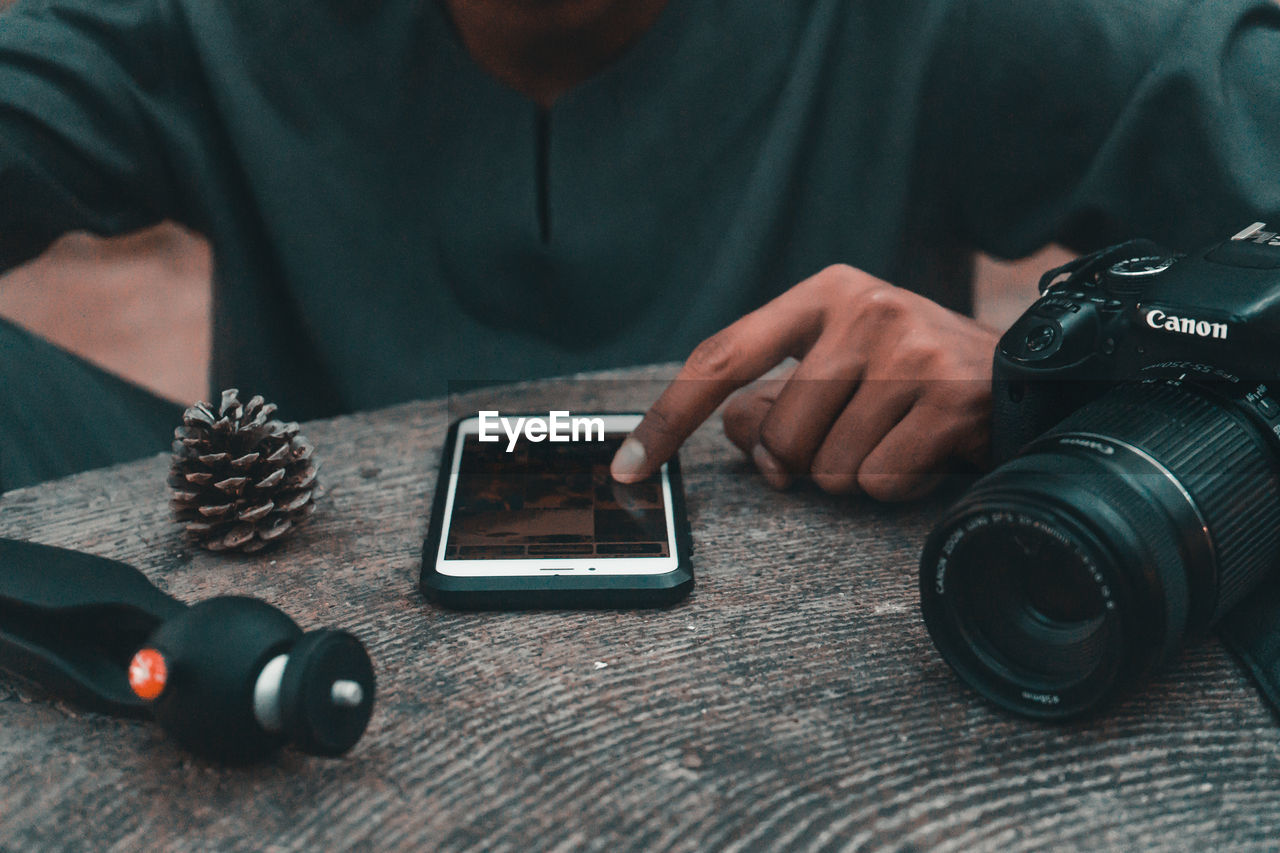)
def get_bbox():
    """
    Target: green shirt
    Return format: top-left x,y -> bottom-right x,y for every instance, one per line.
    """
1,0 -> 1278,419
